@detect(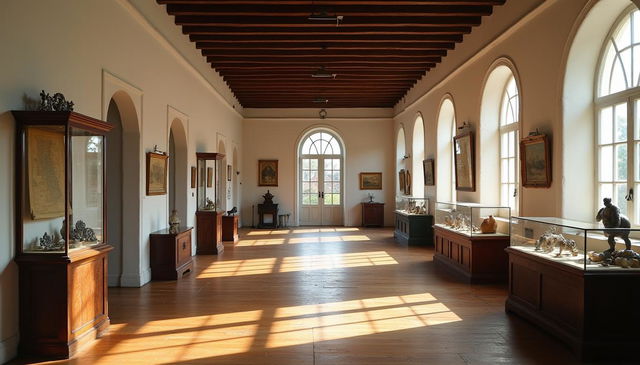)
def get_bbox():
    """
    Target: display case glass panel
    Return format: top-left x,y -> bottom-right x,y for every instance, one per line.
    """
395,196 -> 429,215
510,217 -> 640,271
196,153 -> 223,212
434,201 -> 510,237
15,112 -> 112,256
